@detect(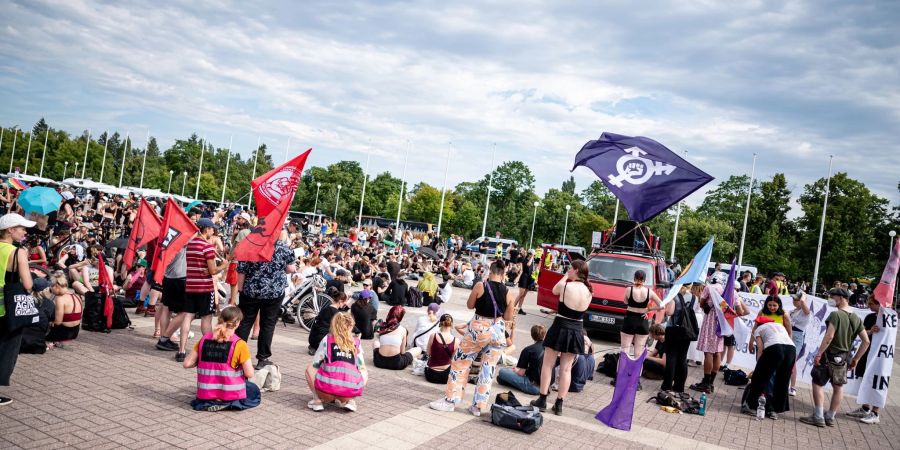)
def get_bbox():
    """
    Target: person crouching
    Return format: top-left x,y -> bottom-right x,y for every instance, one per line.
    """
306,312 -> 368,412
183,306 -> 260,412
